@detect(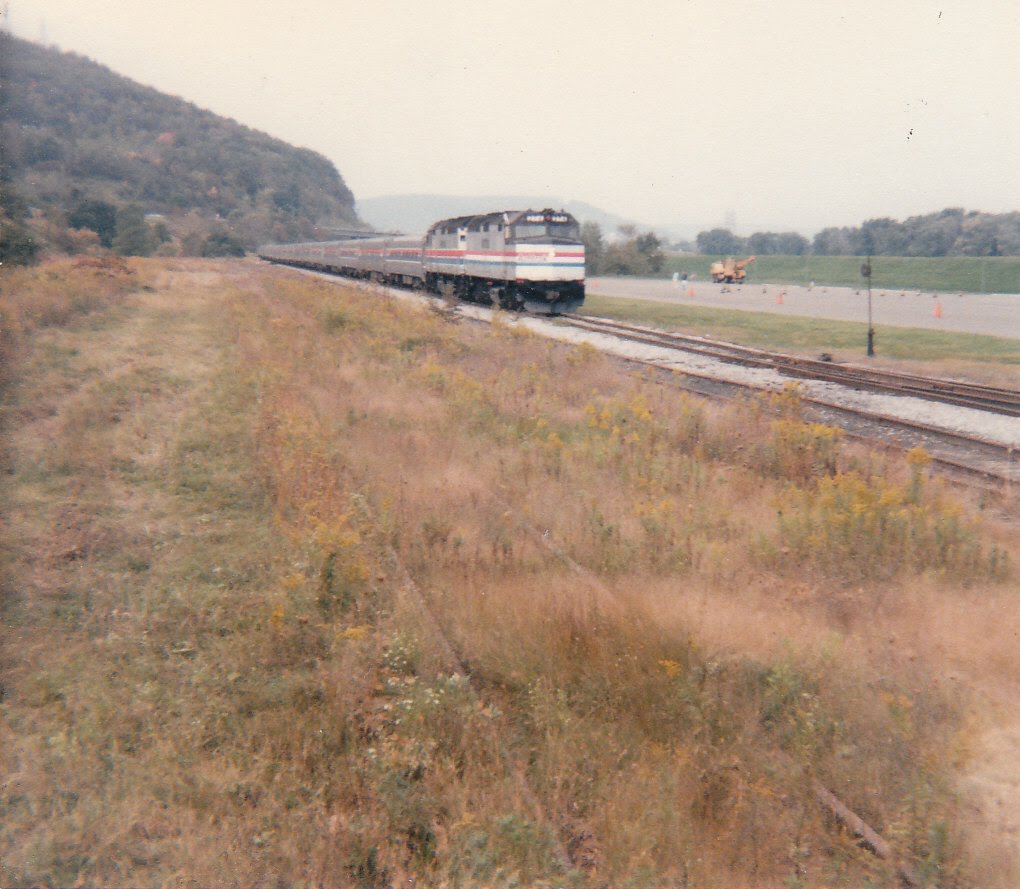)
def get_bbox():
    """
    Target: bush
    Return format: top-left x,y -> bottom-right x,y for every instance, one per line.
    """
0,220 -> 40,265
768,465 -> 1008,584
112,204 -> 154,256
67,199 -> 117,247
201,230 -> 245,257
